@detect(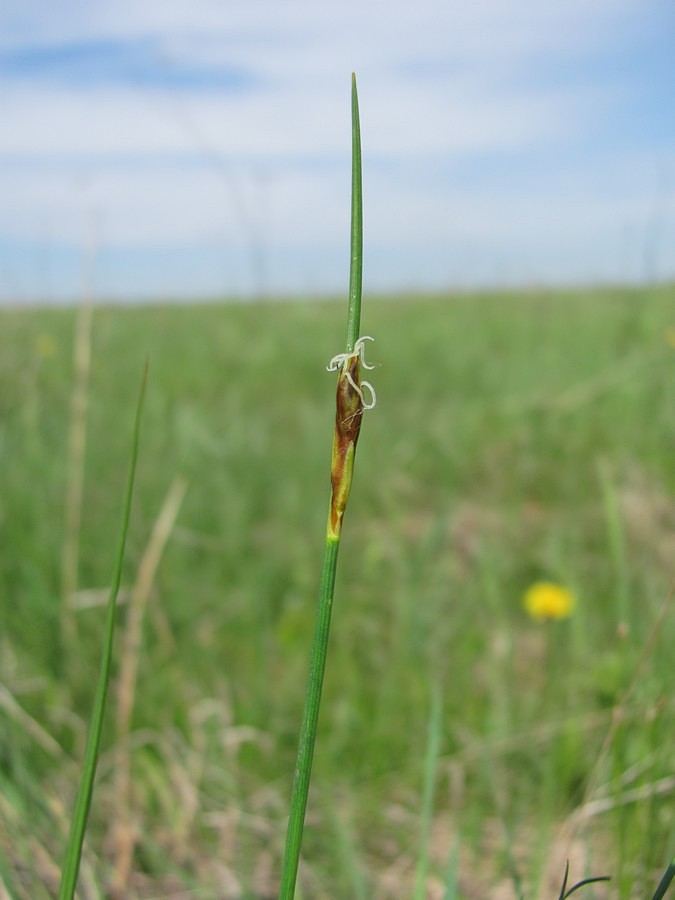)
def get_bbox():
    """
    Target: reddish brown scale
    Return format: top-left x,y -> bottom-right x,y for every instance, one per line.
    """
329,355 -> 363,536
335,355 -> 363,446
